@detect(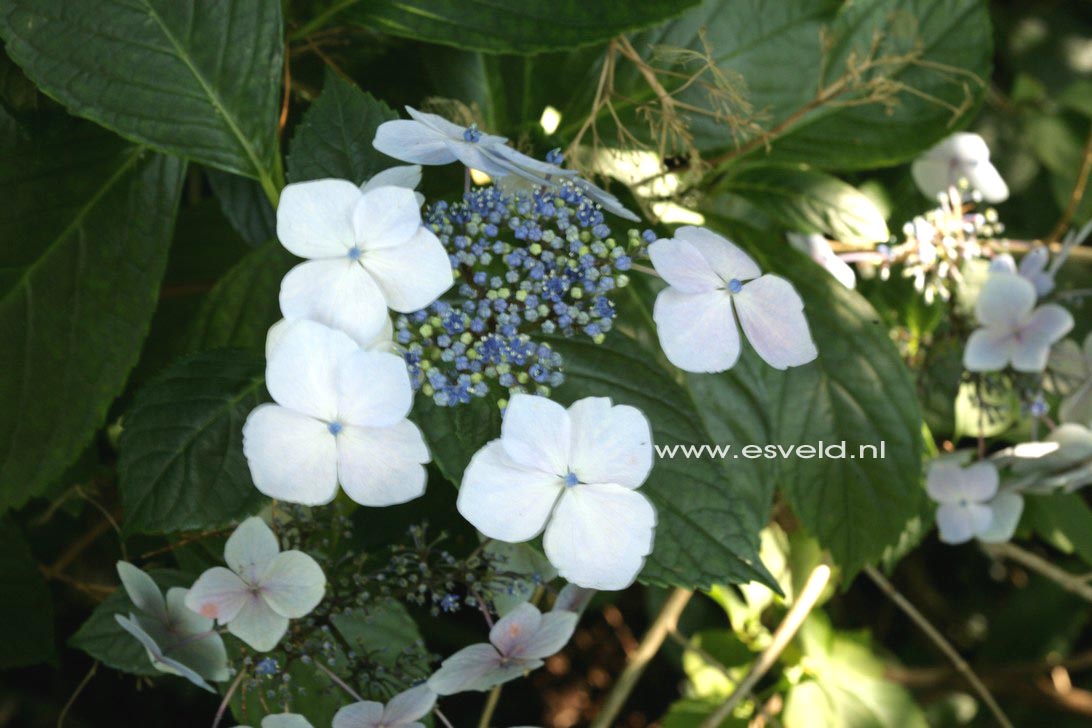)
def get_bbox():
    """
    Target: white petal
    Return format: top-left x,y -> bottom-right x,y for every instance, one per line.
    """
989,254 -> 1016,274
265,318 -> 290,361
653,287 -> 739,373
553,584 -> 595,615
675,226 -> 761,282
225,516 -> 280,582
336,420 -> 429,507
373,119 -> 458,166
228,595 -> 289,652
977,492 -> 1024,543
568,397 -> 653,489
165,587 -> 216,637
935,502 -> 991,545
976,273 -> 1035,330
925,461 -> 965,504
734,275 -> 817,370
490,603 -> 543,656
263,717 -> 314,728
116,562 -> 166,621
352,186 -> 422,250
518,610 -> 578,660
277,179 -> 360,258
959,462 -> 1000,501
279,259 -> 390,354
259,551 -> 326,618
427,643 -> 530,695
543,484 -> 656,590
333,701 -> 383,728
500,394 -> 571,474
361,165 -> 422,193
458,440 -> 564,542
647,238 -> 721,293
114,614 -> 215,692
264,319 -> 360,420
910,157 -> 951,200
360,227 -> 454,312
963,327 -> 1015,372
966,160 -> 1009,203
336,350 -> 414,427
572,177 -> 640,221
243,404 -> 339,505
1012,305 -> 1074,373
1018,247 -> 1049,277
382,684 -> 437,725
184,567 -> 250,623
164,589 -> 229,682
